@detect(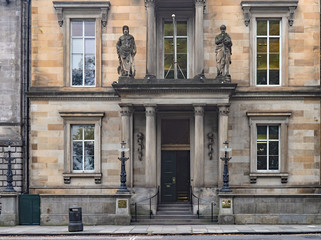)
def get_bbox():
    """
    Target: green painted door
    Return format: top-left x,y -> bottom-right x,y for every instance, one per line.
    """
19,195 -> 40,225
